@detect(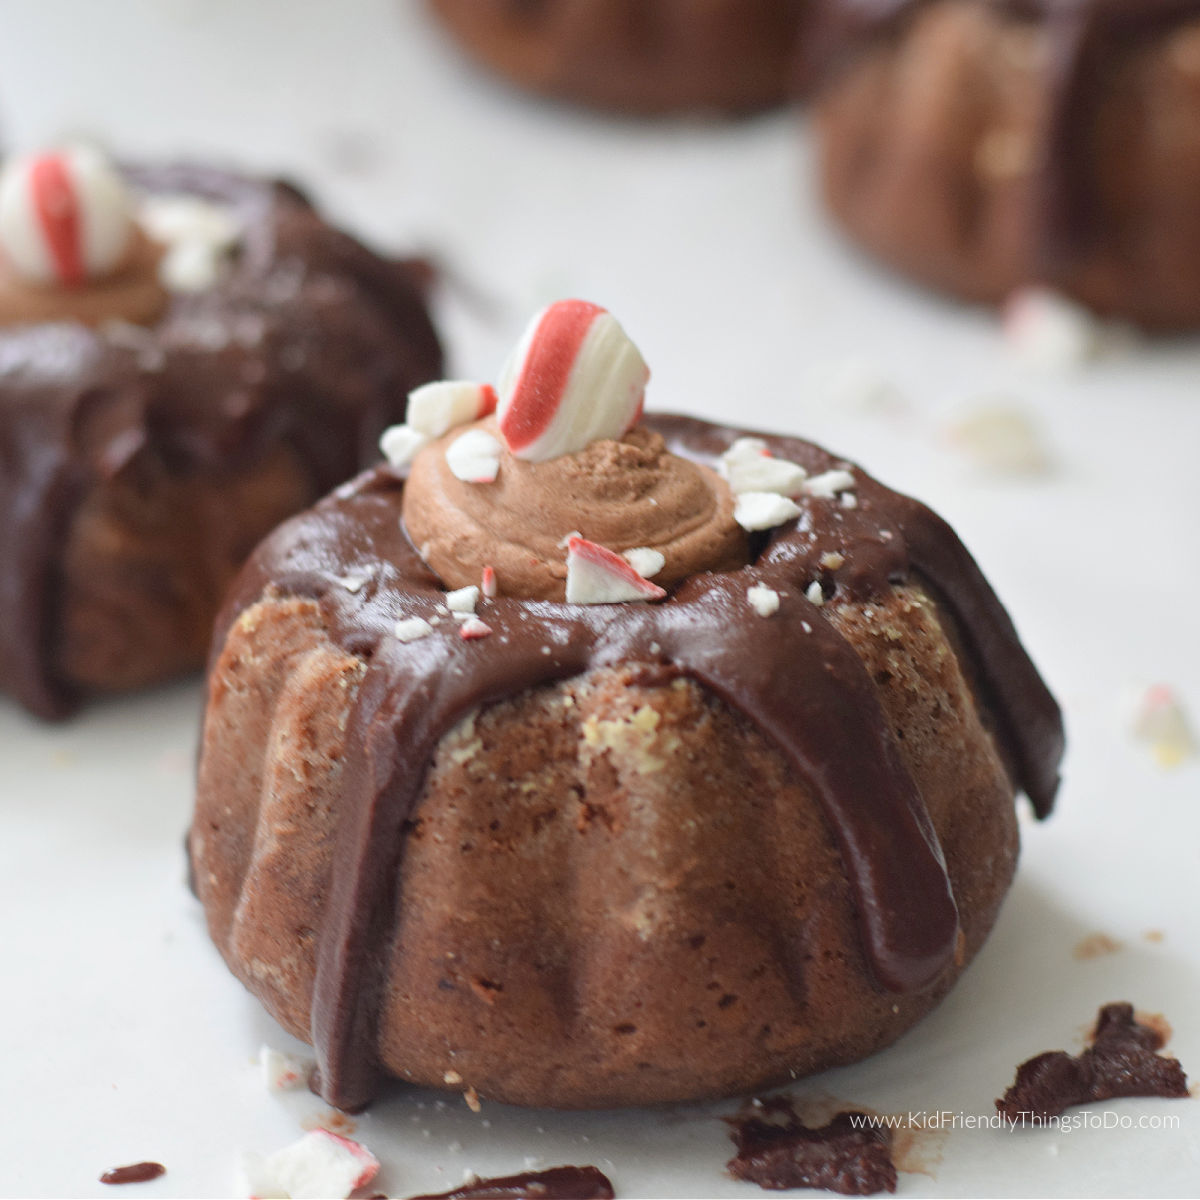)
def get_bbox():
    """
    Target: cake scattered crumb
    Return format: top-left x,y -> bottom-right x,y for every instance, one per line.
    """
331,572 -> 370,594
464,1086 -> 481,1113
819,551 -> 845,570
1131,684 -> 1197,767
747,585 -> 781,618
1073,932 -> 1123,960
945,403 -> 1054,476
1144,929 -> 1165,944
300,1110 -> 357,1137
996,1002 -> 1189,1120
443,1069 -> 463,1086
